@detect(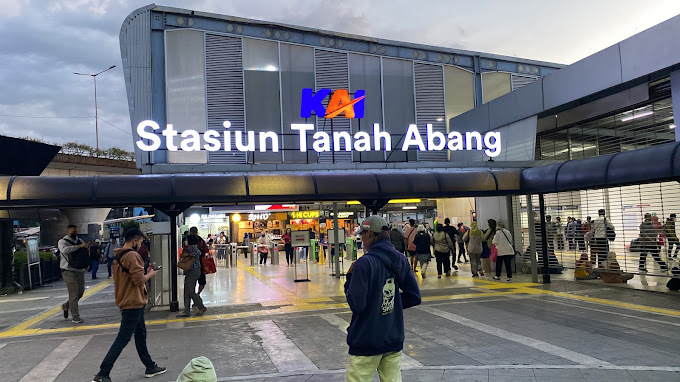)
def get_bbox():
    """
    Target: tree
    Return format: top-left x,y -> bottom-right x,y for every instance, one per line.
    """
121,220 -> 140,235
